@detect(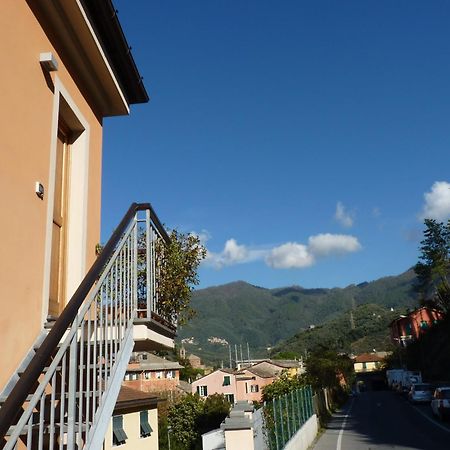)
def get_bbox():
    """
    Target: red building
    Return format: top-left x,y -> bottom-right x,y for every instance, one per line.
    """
390,306 -> 444,347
